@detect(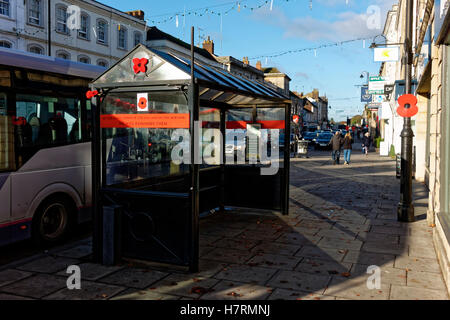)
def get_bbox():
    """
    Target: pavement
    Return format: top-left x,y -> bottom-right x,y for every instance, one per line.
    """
0,145 -> 448,300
